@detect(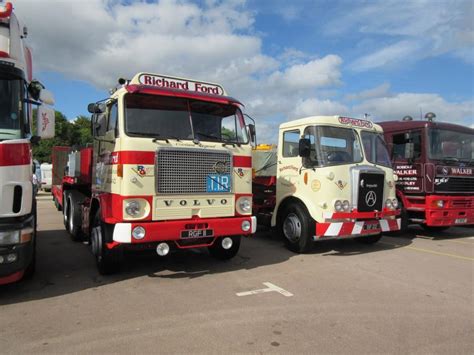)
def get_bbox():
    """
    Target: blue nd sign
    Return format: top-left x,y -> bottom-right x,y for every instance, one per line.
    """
206,174 -> 231,192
